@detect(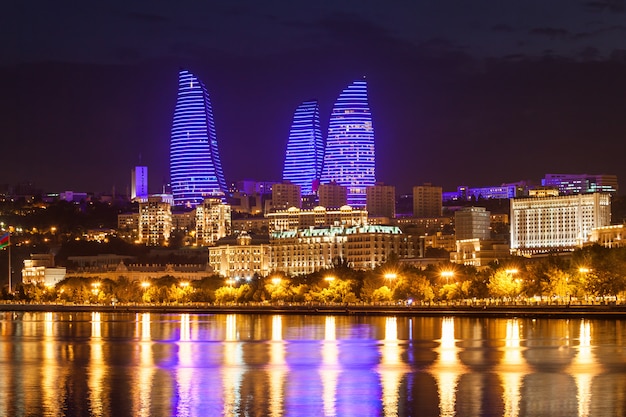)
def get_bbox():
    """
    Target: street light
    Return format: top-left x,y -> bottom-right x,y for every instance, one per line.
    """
271,277 -> 282,286
324,276 -> 336,283
440,270 -> 454,284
